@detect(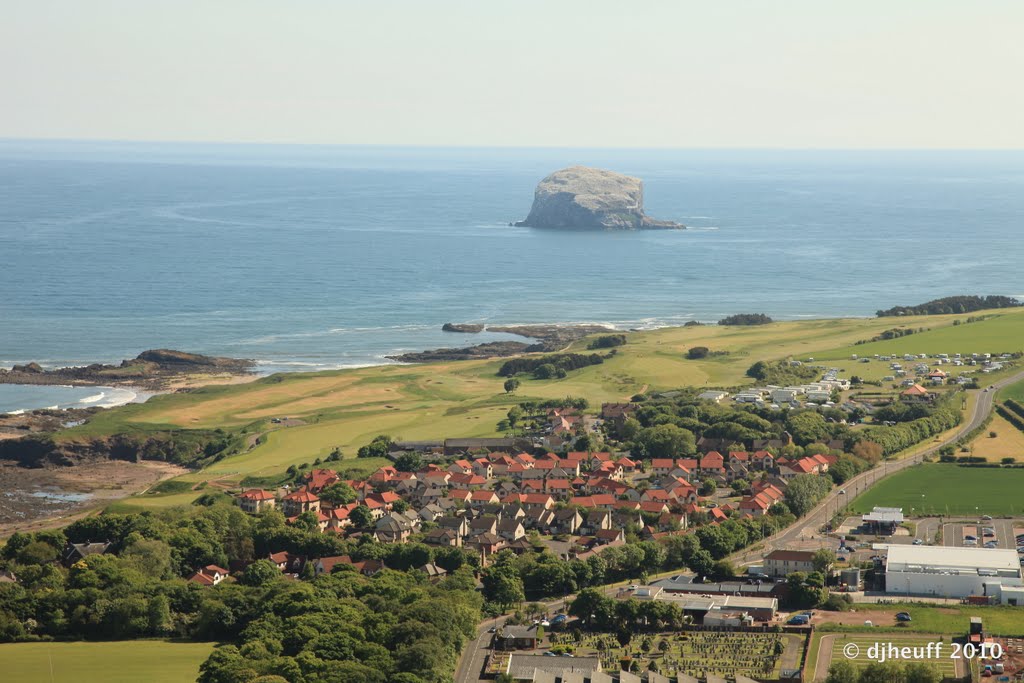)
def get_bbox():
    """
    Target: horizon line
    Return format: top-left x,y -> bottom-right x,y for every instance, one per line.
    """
2,136 -> 1024,153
